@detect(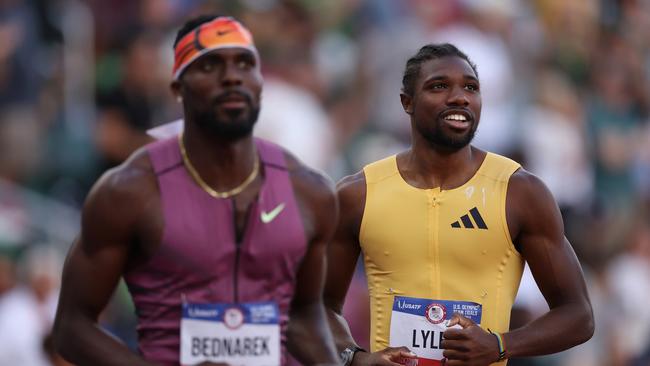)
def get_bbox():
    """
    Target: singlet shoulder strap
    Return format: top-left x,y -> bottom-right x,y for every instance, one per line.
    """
255,138 -> 288,171
363,155 -> 398,184
481,152 -> 521,183
146,136 -> 183,176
